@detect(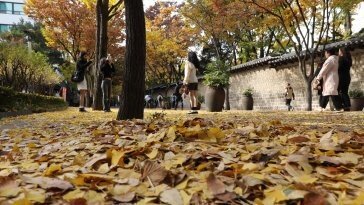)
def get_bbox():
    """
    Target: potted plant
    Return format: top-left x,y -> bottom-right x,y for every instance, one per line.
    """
241,88 -> 253,110
203,60 -> 229,112
349,89 -> 364,111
